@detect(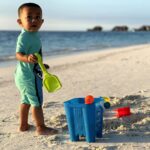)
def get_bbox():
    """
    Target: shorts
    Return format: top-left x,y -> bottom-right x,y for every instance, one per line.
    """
15,74 -> 43,107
